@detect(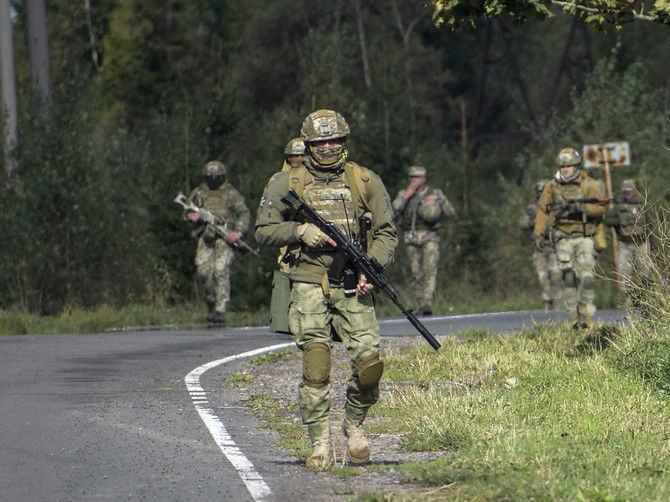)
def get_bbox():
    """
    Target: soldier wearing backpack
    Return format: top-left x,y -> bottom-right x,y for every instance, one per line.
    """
254,109 -> 397,470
